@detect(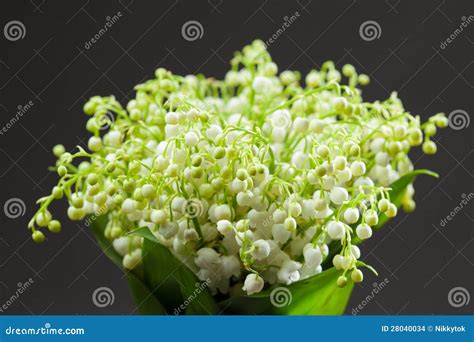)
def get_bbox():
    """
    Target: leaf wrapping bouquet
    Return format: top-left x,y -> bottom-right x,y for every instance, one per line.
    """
29,40 -> 446,315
